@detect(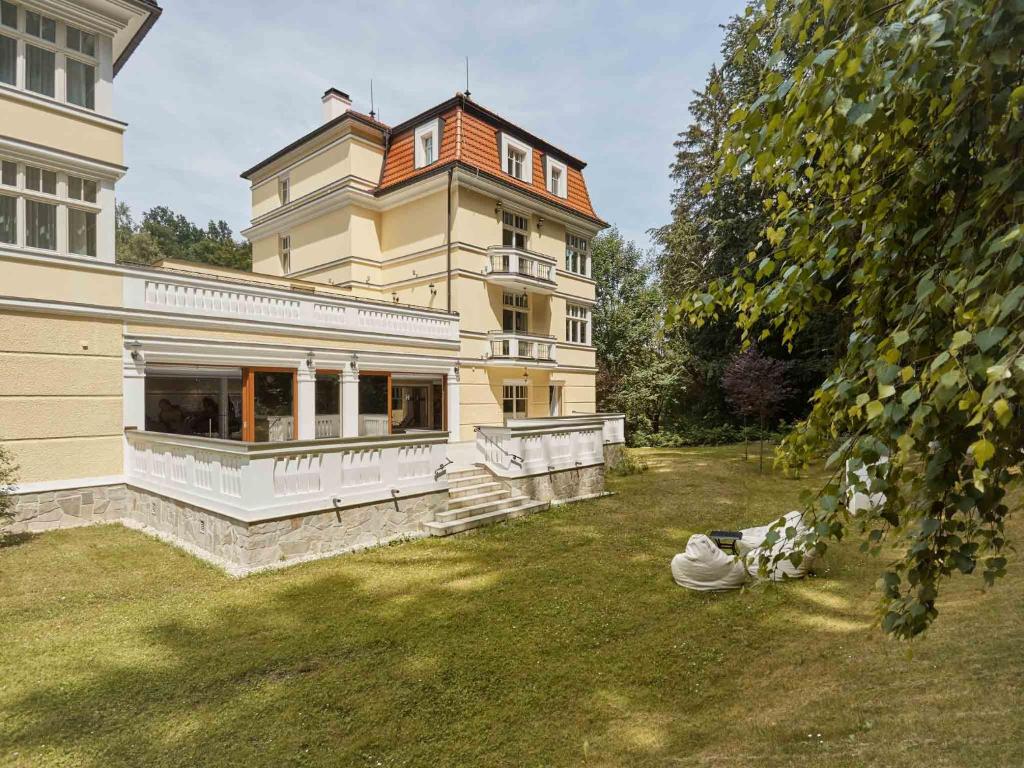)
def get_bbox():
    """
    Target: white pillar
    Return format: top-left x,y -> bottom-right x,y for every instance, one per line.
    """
297,358 -> 317,440
218,378 -> 230,438
341,366 -> 359,437
122,349 -> 146,431
446,366 -> 461,442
